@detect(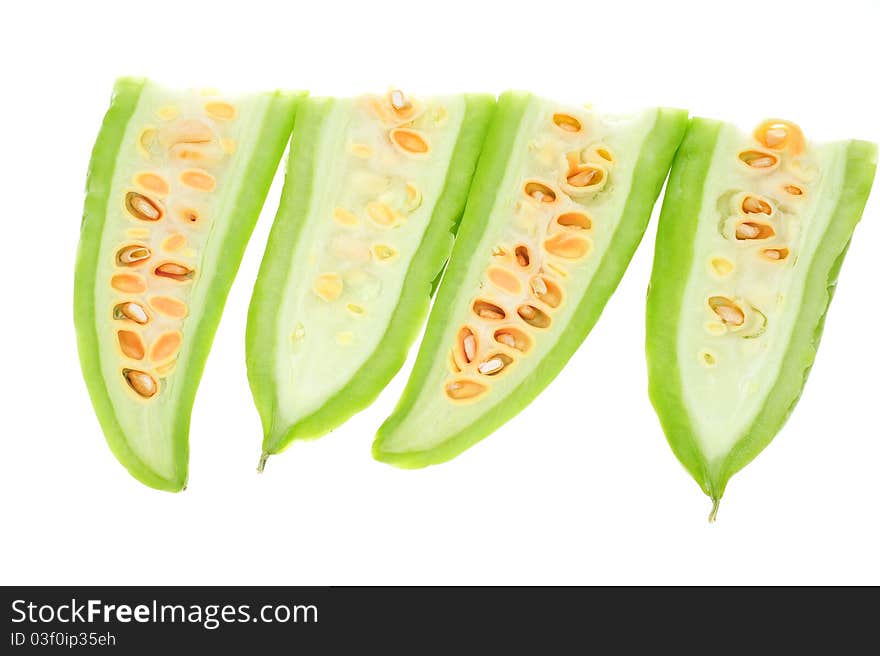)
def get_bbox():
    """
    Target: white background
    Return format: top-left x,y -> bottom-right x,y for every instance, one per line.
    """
1,0 -> 878,585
